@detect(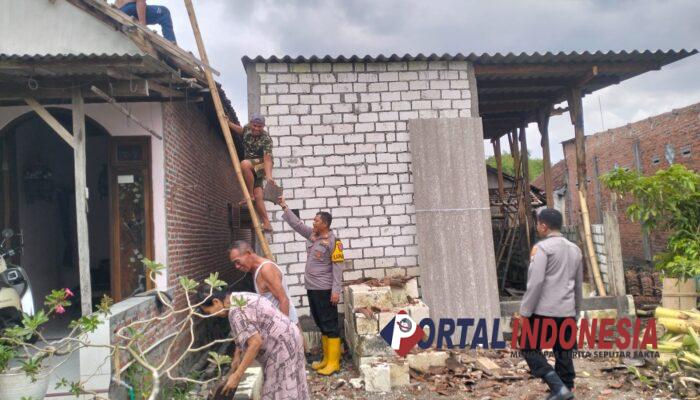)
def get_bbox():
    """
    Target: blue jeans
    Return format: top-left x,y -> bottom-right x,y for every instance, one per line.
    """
120,3 -> 176,43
